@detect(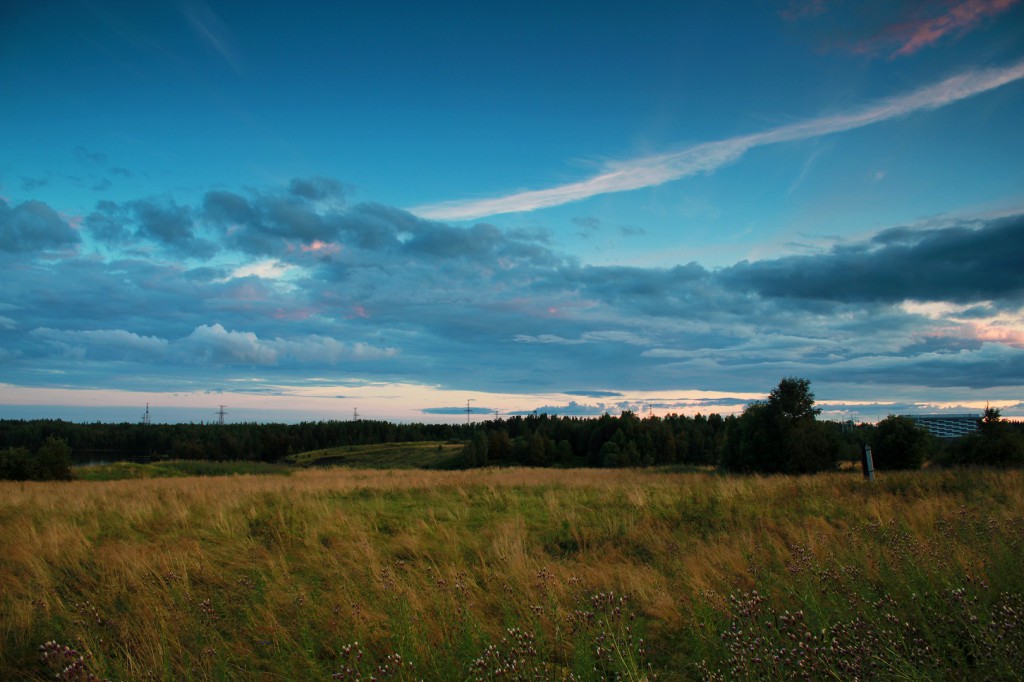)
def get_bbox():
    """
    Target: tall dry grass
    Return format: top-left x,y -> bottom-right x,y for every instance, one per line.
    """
2,467 -> 1023,679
